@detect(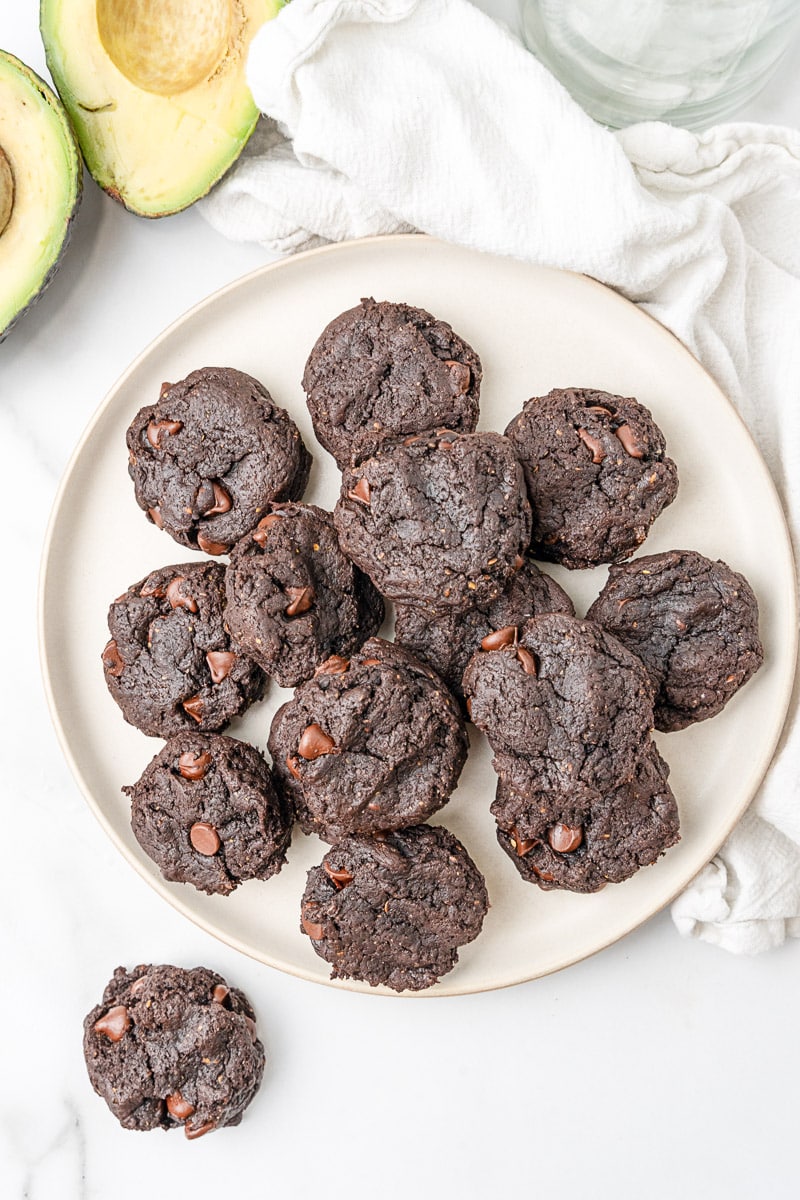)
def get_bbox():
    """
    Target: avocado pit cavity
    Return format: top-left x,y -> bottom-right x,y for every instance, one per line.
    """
0,147 -> 13,237
96,0 -> 233,96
